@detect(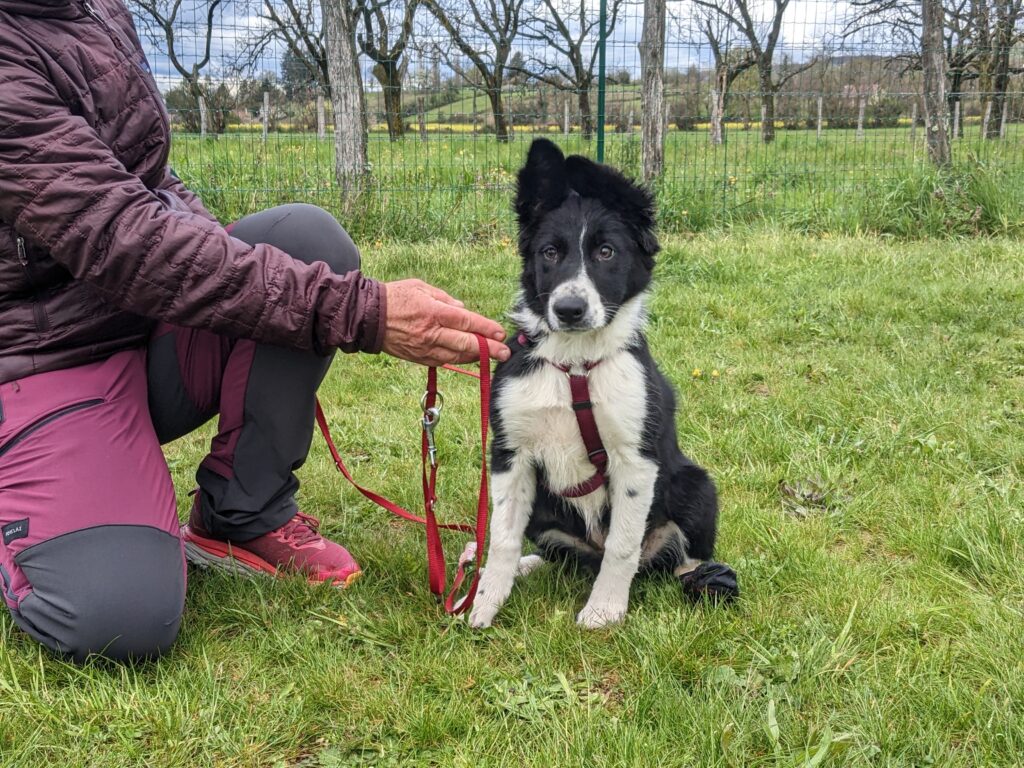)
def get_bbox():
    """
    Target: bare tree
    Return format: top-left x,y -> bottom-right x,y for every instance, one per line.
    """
234,0 -> 328,87
519,0 -> 624,140
128,0 -> 228,130
845,0 -> 1023,141
422,0 -> 527,142
972,0 -> 1024,137
675,4 -> 757,144
692,0 -> 818,143
358,0 -> 419,141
